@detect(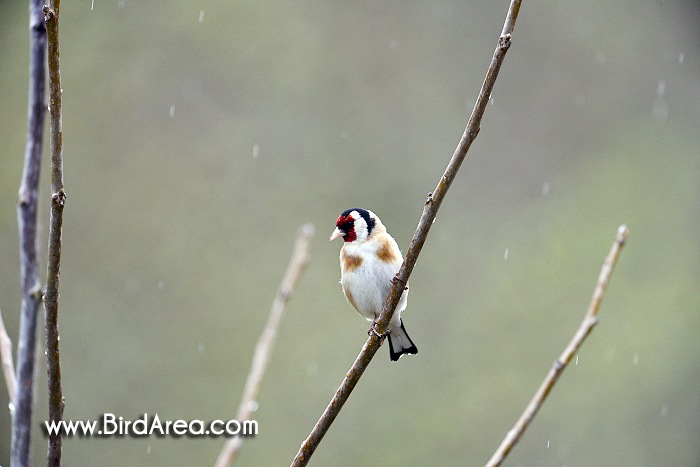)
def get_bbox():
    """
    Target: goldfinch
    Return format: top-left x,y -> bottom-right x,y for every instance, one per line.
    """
330,208 -> 418,361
